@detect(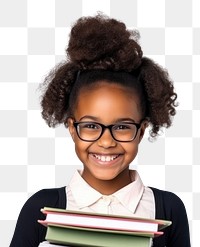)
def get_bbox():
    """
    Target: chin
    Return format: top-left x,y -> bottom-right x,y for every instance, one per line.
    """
93,171 -> 120,181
